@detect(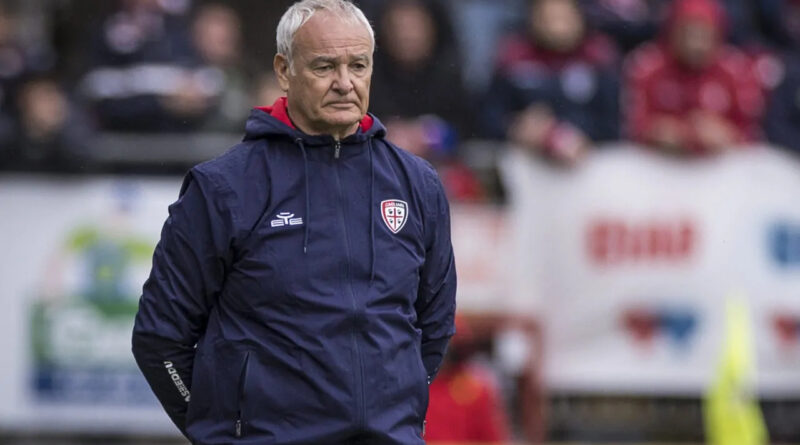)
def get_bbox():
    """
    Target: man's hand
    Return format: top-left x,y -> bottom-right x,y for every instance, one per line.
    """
509,105 -> 589,166
691,110 -> 739,153
646,115 -> 690,153
508,104 -> 556,152
544,123 -> 590,166
161,76 -> 210,117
